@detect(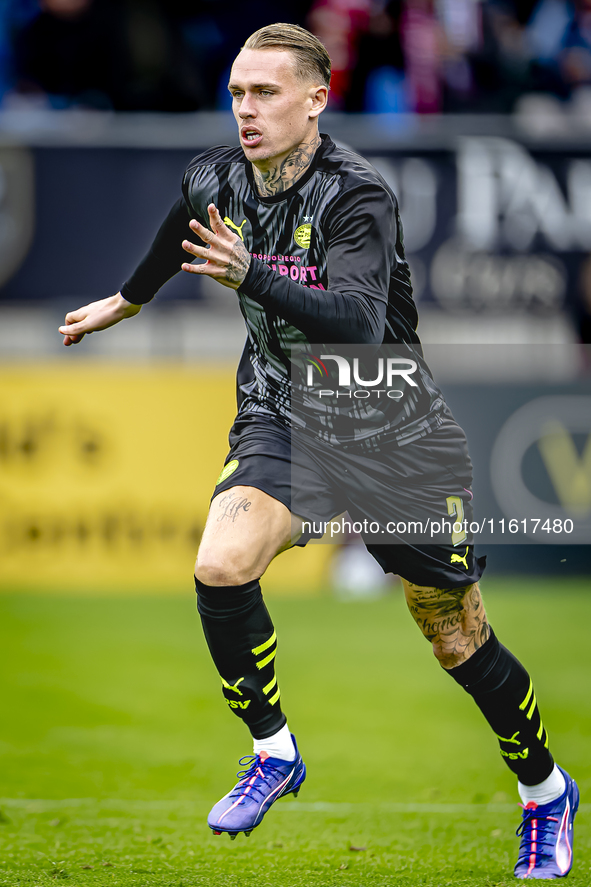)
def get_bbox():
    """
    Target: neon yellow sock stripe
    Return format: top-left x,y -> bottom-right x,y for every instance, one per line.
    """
256,648 -> 277,670
268,688 -> 281,706
252,631 -> 277,657
526,694 -> 537,721
519,679 -> 534,712
536,720 -> 550,748
263,675 -> 277,696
